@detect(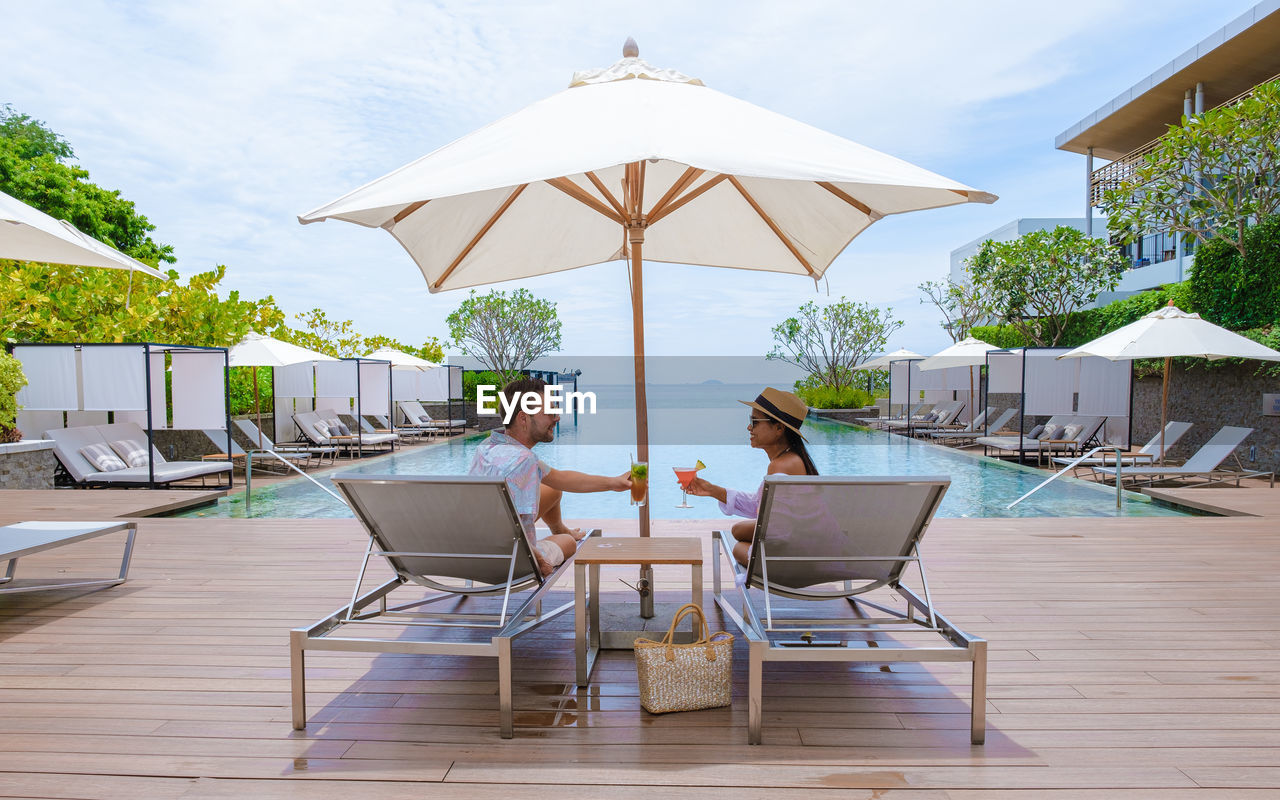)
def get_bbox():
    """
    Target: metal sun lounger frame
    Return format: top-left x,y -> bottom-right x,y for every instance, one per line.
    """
290,474 -> 596,739
711,475 -> 986,746
1051,421 -> 1193,477
233,419 -> 338,466
911,406 -> 990,438
1,521 -> 136,596
922,408 -> 1019,446
866,402 -> 931,431
1089,426 -> 1275,488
